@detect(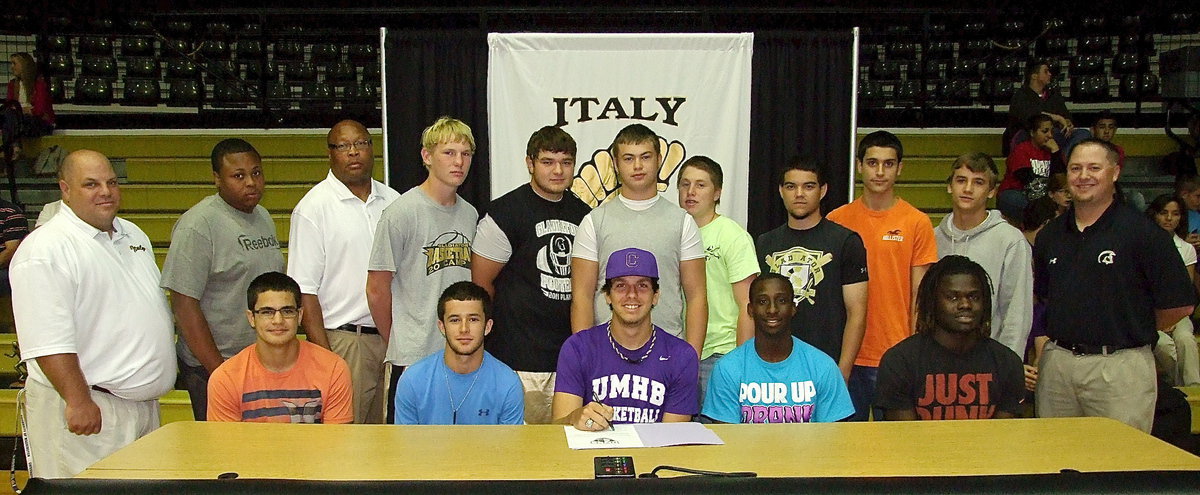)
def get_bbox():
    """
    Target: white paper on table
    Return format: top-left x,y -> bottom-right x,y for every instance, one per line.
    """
564,423 -> 725,450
